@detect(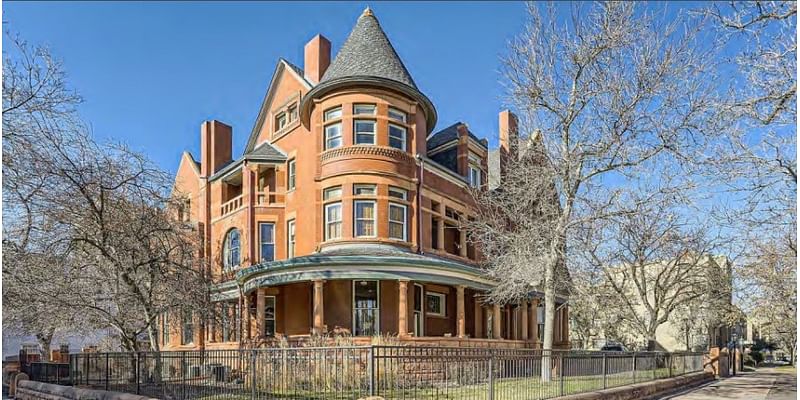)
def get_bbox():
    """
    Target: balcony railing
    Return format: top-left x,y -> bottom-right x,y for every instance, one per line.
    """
256,191 -> 285,206
220,195 -> 243,217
